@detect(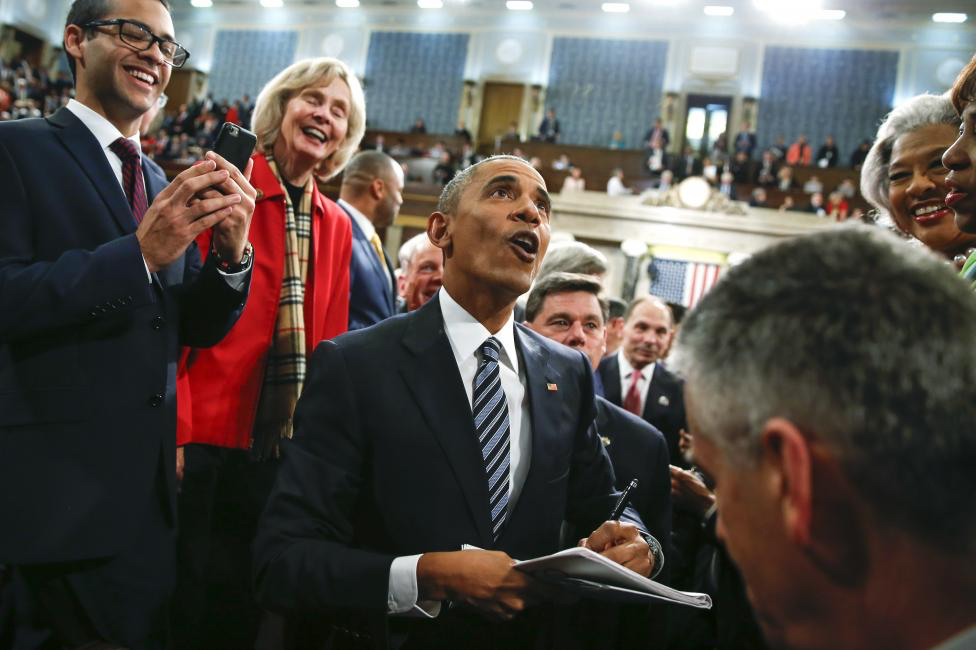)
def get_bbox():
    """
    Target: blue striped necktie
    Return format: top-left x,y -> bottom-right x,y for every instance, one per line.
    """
473,337 -> 511,542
